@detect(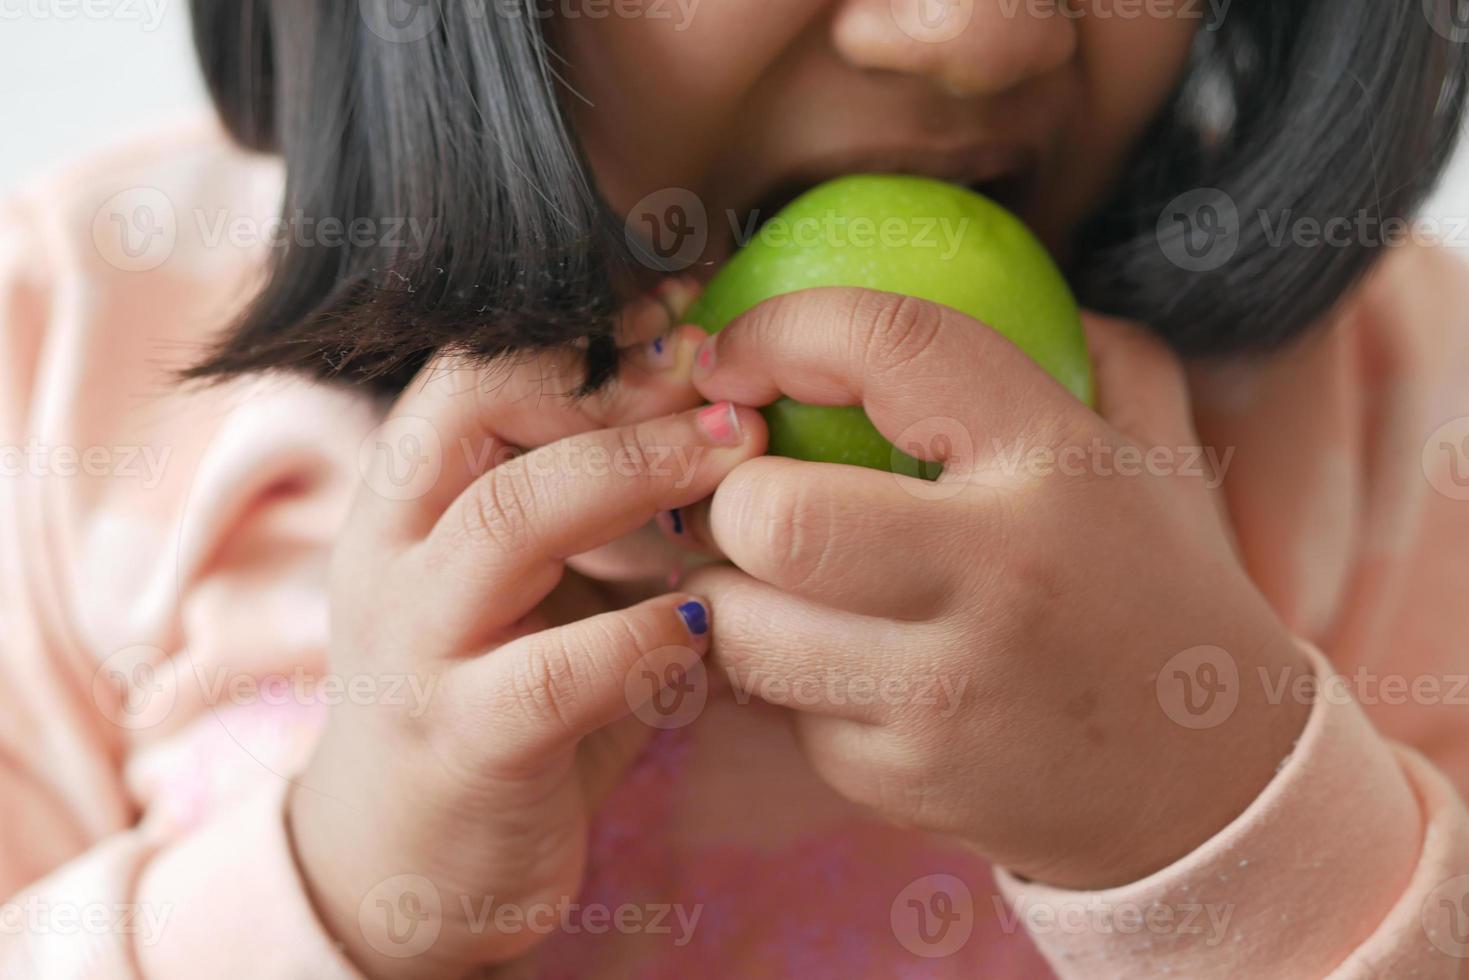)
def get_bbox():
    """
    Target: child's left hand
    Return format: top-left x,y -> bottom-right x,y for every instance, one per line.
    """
679,287 -> 1314,890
